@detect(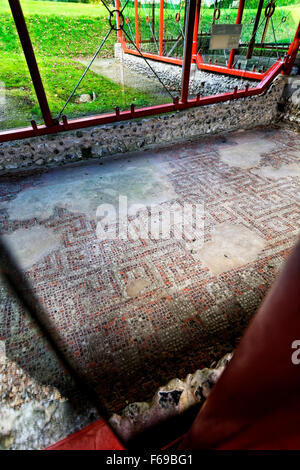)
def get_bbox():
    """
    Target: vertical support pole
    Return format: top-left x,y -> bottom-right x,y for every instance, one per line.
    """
159,0 -> 164,56
261,16 -> 270,44
261,0 -> 275,44
192,0 -> 201,57
227,0 -> 245,68
181,0 -> 197,103
152,1 -> 155,41
246,0 -> 264,60
134,0 -> 140,49
115,0 -> 122,43
8,0 -> 54,127
283,21 -> 300,75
